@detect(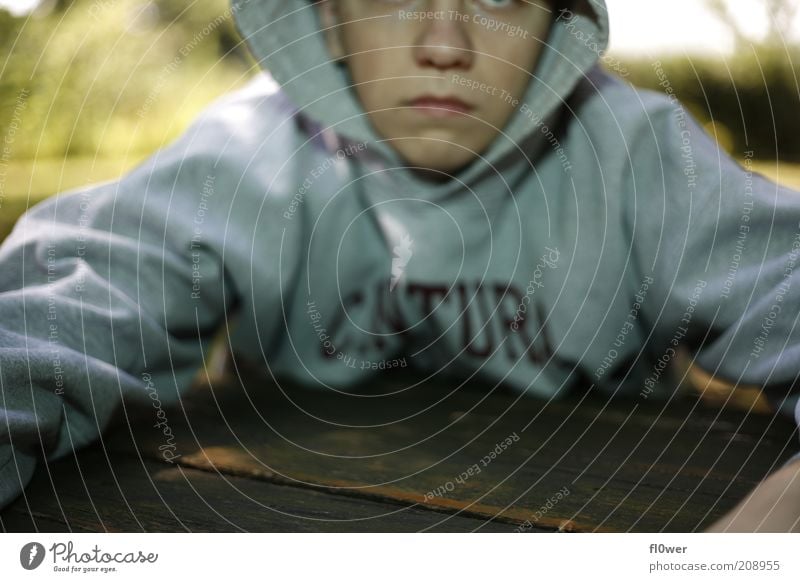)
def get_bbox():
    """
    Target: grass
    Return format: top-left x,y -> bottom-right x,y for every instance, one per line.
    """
0,156 -> 146,242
